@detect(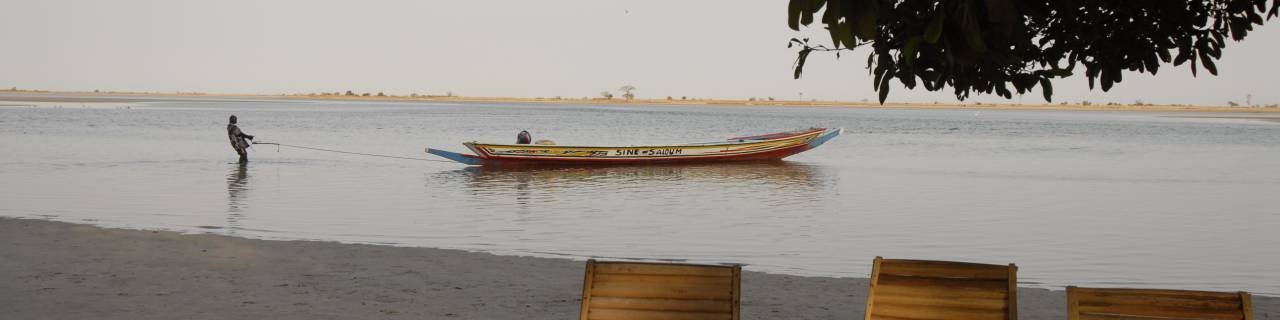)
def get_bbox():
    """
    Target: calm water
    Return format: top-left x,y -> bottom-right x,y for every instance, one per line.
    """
2,94 -> 1278,295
